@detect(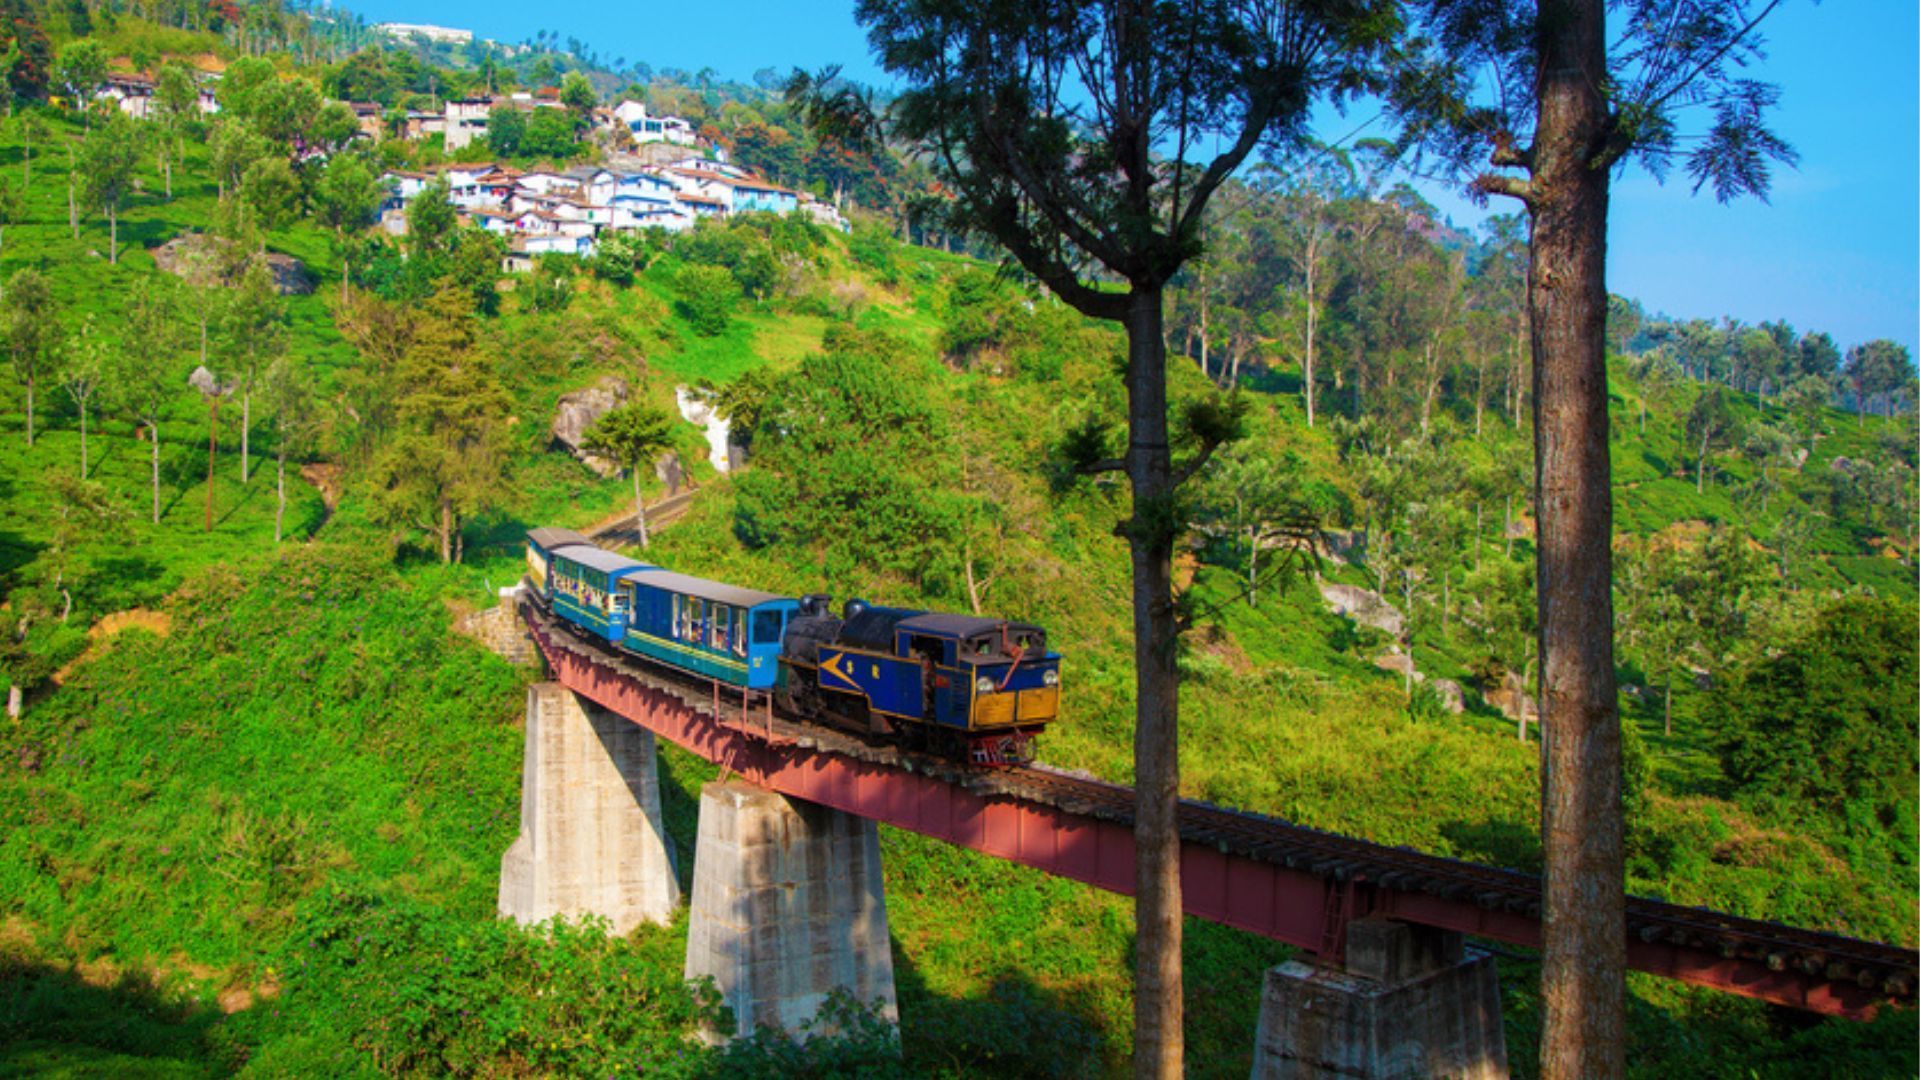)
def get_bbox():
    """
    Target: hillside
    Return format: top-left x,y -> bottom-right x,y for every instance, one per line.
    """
0,10 -> 1915,1078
